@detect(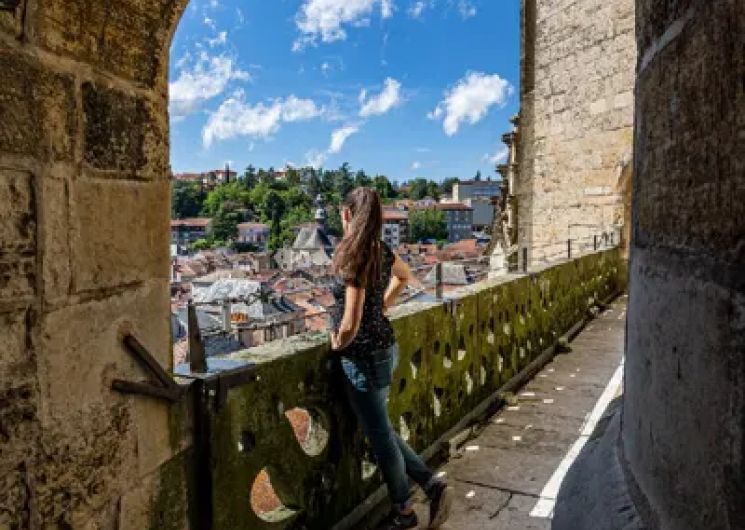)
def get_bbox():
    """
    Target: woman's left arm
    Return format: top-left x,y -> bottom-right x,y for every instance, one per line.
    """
331,284 -> 366,351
